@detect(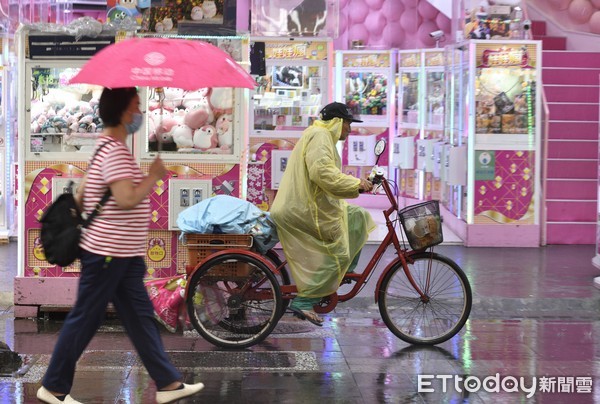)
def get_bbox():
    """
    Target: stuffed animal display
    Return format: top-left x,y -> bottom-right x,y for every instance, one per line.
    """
148,87 -> 234,153
30,88 -> 103,148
